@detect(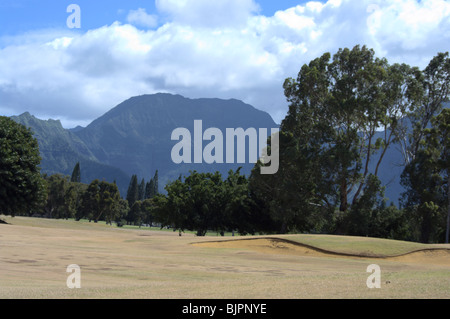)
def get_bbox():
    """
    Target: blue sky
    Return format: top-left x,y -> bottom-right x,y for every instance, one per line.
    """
1,0 -> 449,128
0,0 -> 309,35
